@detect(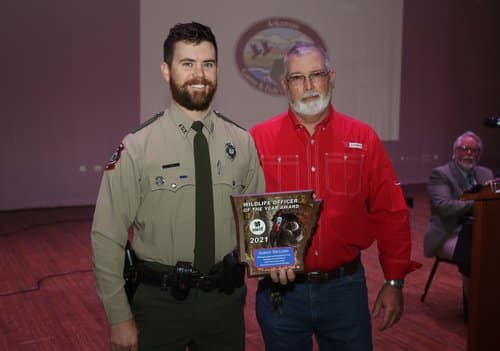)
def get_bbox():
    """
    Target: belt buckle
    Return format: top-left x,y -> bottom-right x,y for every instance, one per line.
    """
306,271 -> 324,283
